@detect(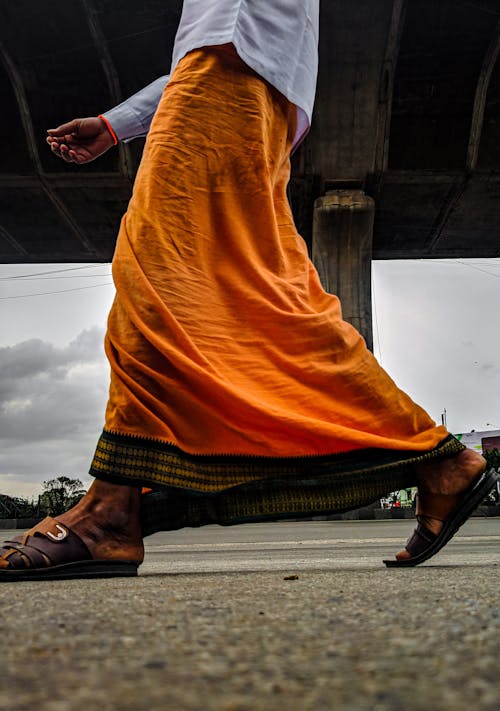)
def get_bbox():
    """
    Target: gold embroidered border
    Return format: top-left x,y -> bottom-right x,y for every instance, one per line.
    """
90,430 -> 465,494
